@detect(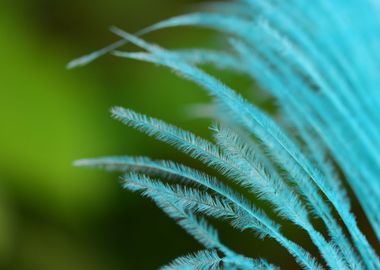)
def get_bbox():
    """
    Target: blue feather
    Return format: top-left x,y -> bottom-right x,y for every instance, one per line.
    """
73,1 -> 380,269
